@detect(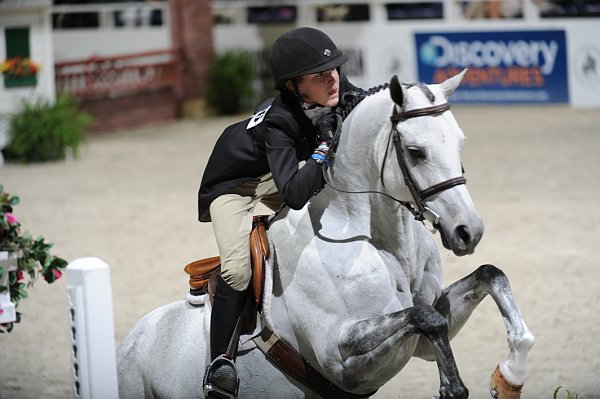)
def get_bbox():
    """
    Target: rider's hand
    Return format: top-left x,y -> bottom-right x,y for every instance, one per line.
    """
315,113 -> 338,145
311,142 -> 329,165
